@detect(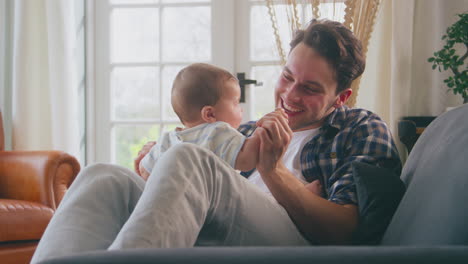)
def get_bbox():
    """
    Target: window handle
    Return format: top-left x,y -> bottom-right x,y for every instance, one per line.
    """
236,73 -> 263,103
